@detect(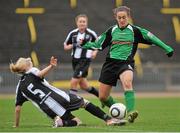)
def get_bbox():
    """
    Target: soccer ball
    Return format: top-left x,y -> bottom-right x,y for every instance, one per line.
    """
109,103 -> 127,119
